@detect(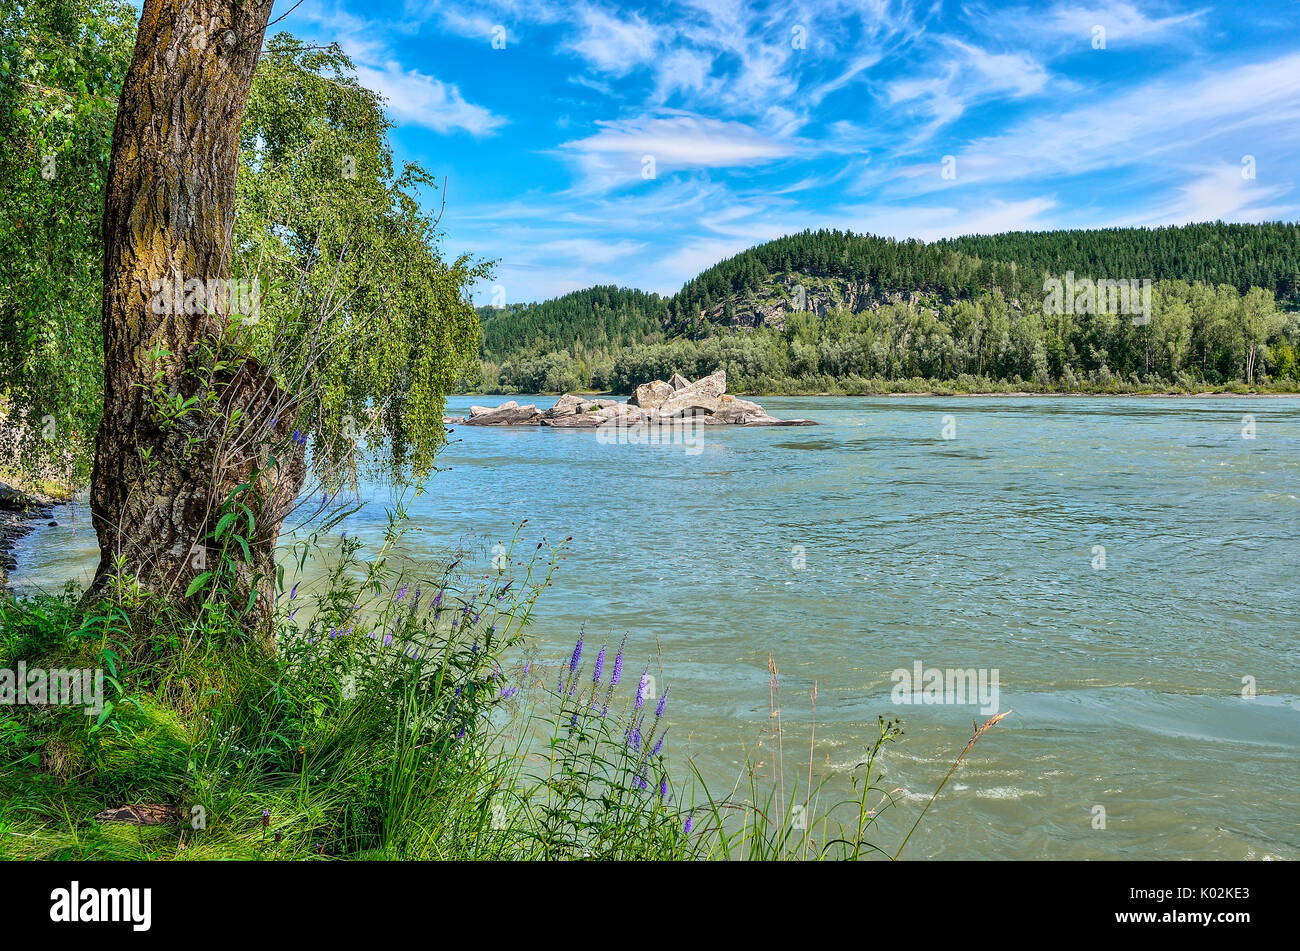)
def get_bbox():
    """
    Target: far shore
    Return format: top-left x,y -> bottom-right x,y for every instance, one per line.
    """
460,389 -> 1300,400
